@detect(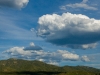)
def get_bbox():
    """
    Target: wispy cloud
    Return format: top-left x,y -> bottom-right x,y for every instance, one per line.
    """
0,10 -> 42,40
60,0 -> 98,10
